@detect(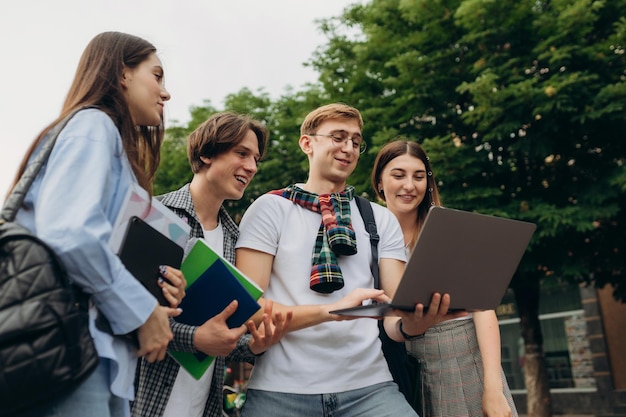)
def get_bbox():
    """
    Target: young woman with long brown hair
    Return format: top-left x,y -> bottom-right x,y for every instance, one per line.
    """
11,31 -> 184,417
